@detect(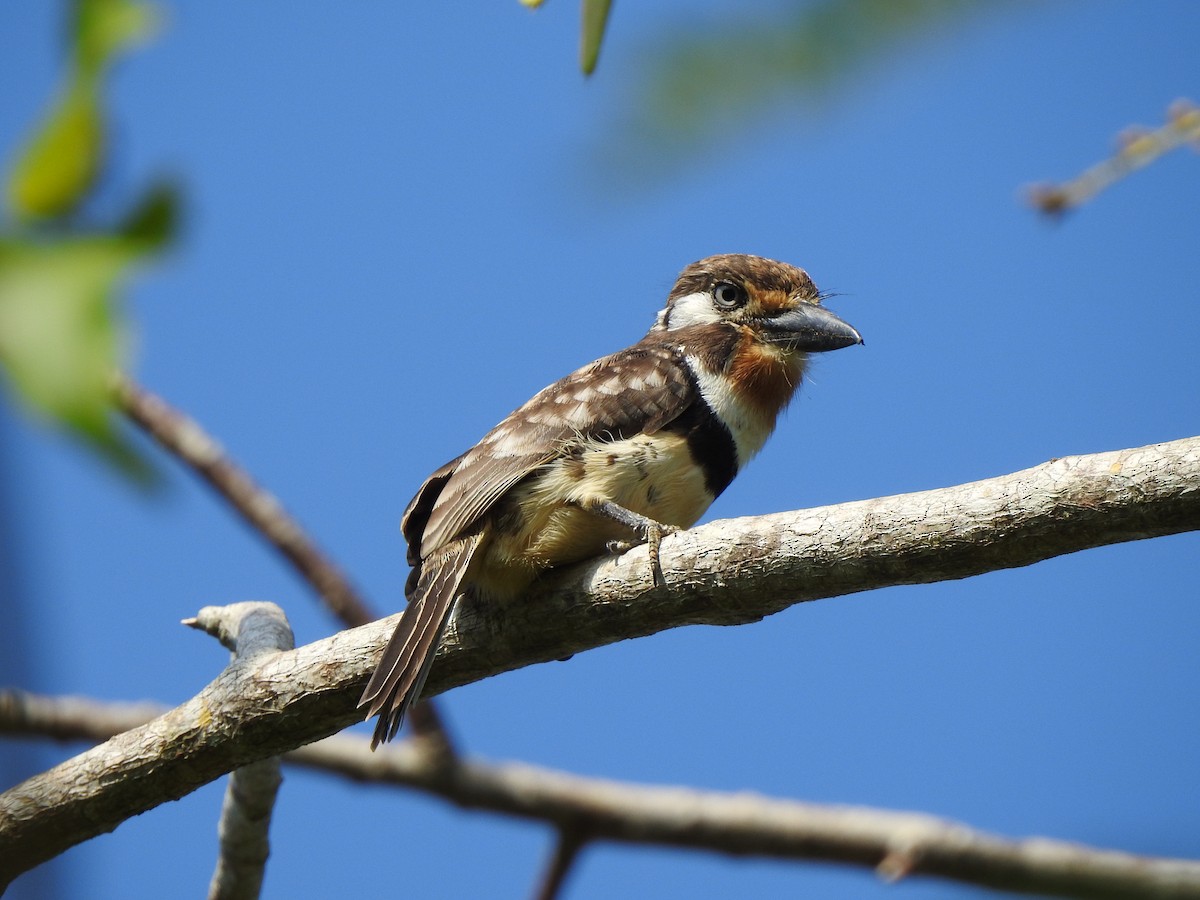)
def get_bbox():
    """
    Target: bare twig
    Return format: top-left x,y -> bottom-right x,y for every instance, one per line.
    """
3,690 -> 1200,900
112,373 -> 376,629
1,436 -> 1198,890
183,601 -> 296,659
281,739 -> 1200,900
405,700 -> 458,760
533,828 -> 588,900
0,691 -> 164,741
1029,98 -> 1200,215
113,374 -> 457,750
184,603 -> 295,900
